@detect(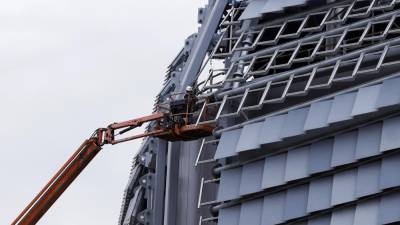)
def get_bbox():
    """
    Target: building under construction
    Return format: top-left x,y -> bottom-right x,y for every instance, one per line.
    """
117,0 -> 400,225
12,0 -> 400,225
